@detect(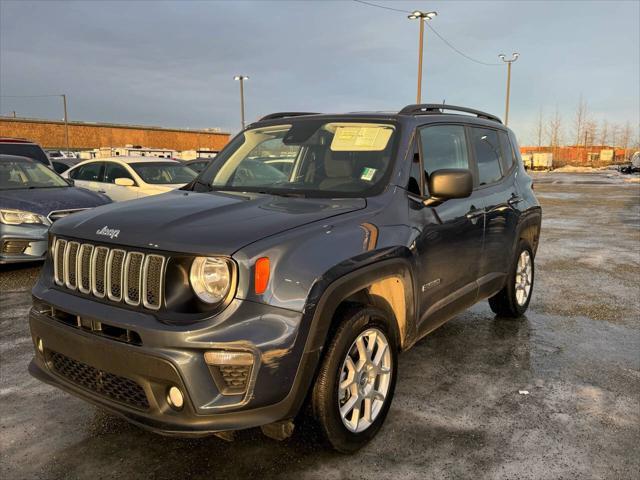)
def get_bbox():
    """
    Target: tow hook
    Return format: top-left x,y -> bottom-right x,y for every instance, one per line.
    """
261,420 -> 295,441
